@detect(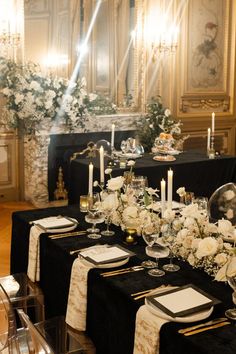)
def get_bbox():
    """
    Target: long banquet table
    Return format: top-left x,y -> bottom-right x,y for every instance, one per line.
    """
11,205 -> 236,354
68,150 -> 236,204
